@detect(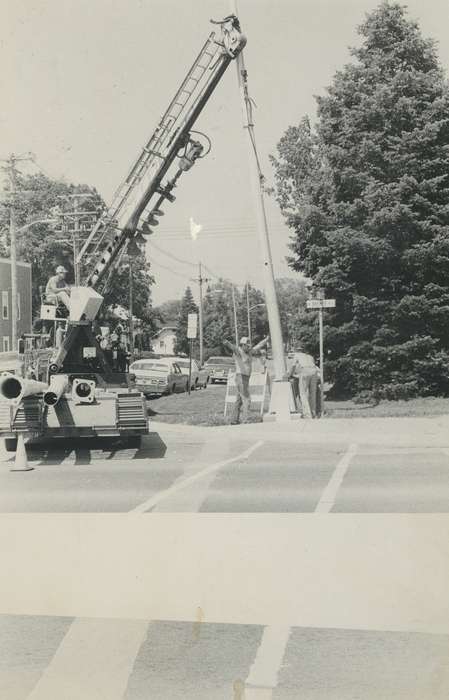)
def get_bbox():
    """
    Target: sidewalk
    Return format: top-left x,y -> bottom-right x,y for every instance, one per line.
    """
153,413 -> 449,448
